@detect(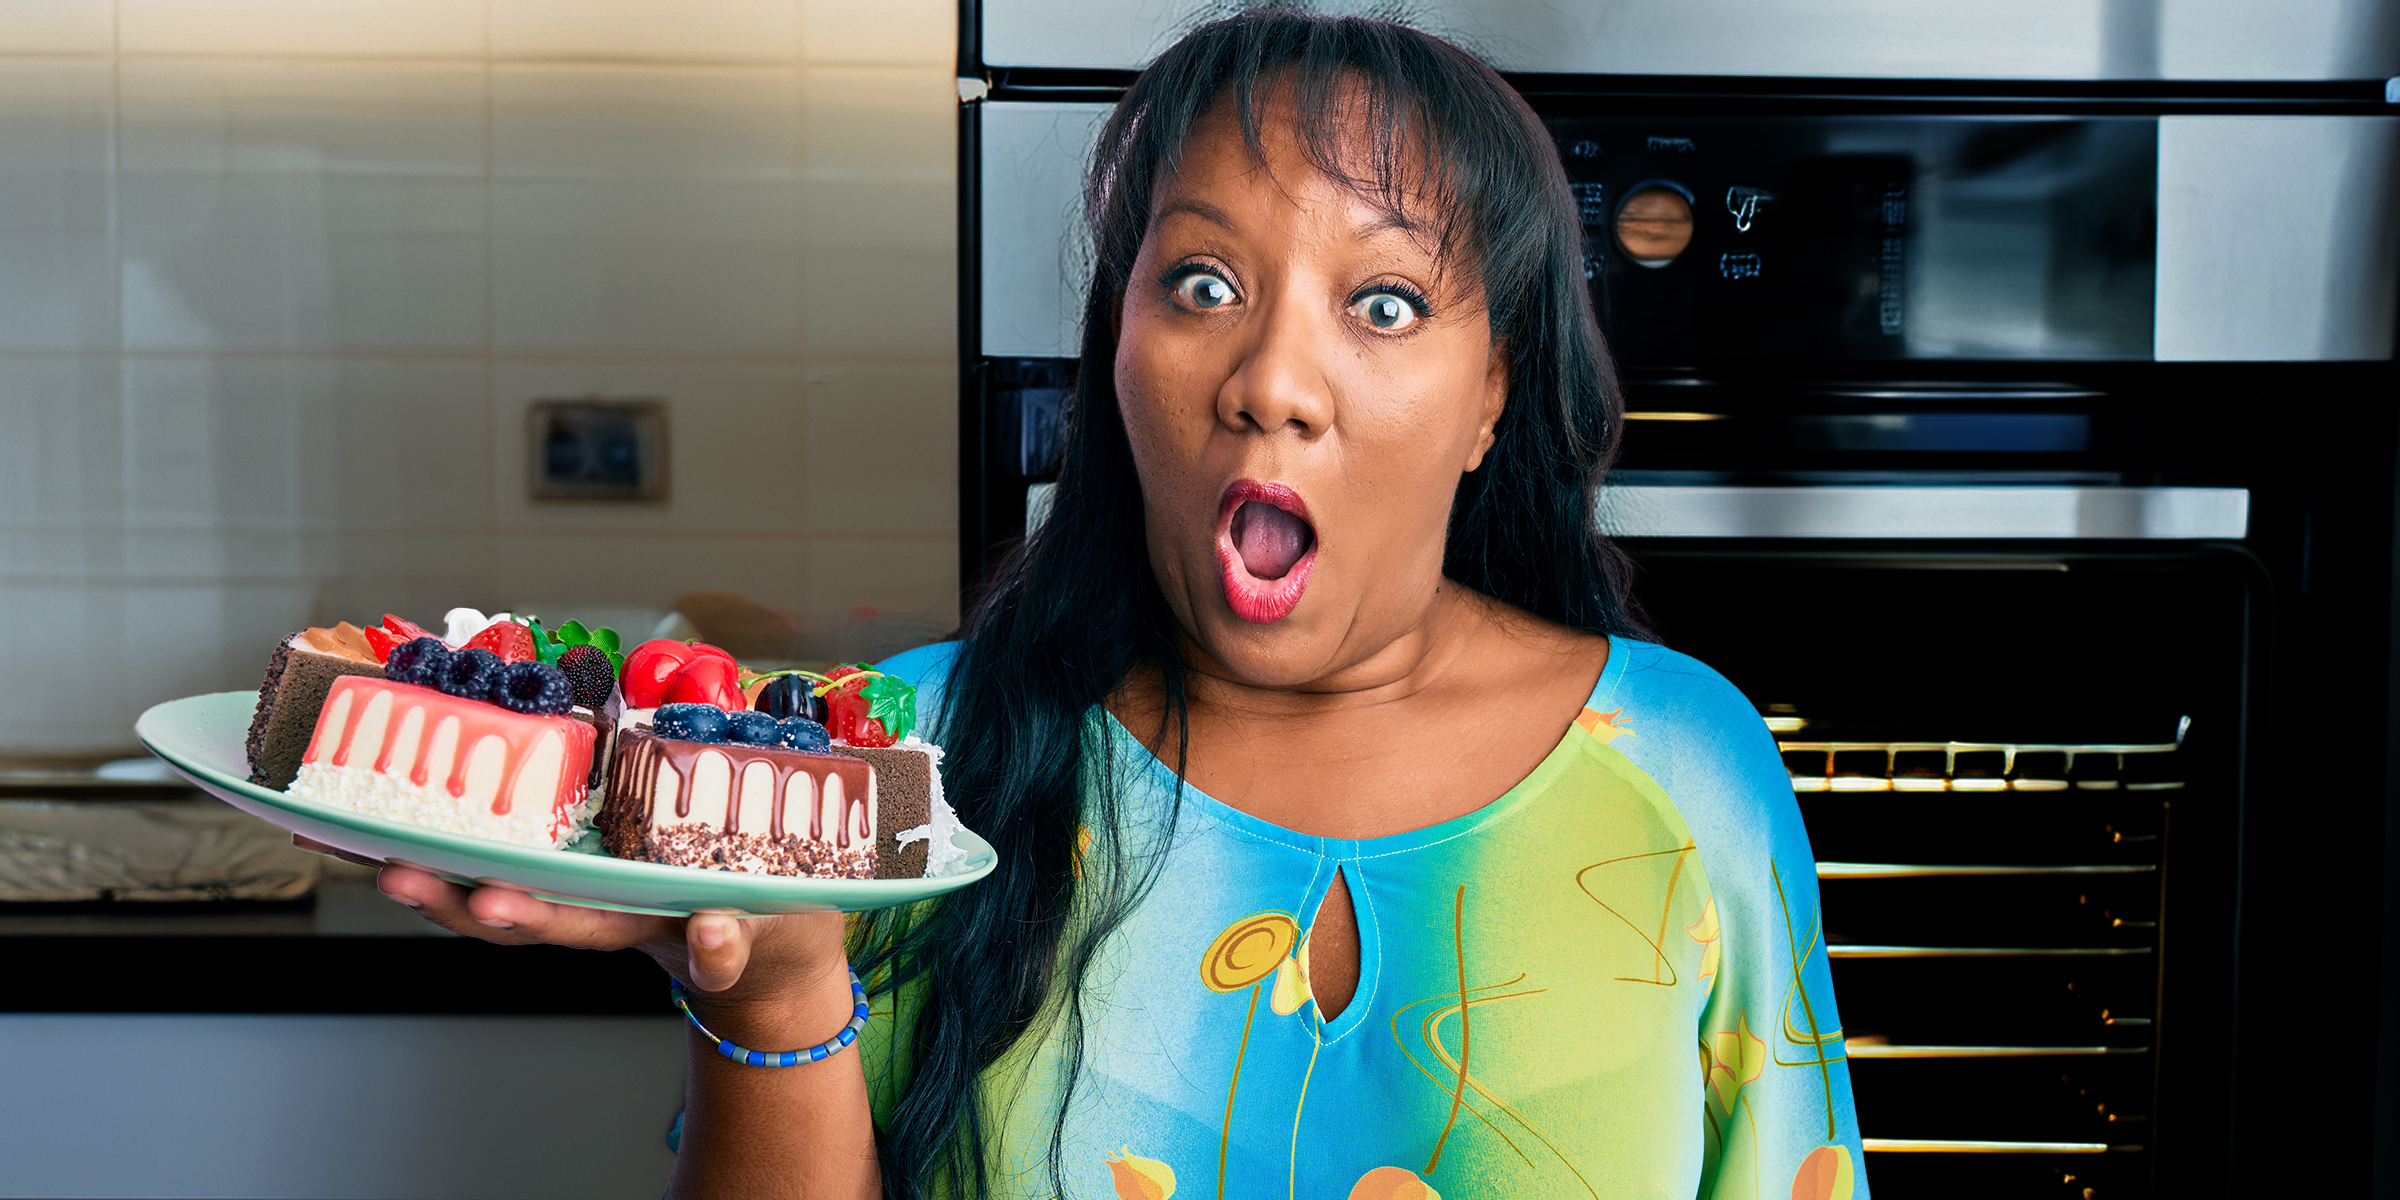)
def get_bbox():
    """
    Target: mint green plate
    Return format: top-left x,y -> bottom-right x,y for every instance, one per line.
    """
135,691 -> 995,916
